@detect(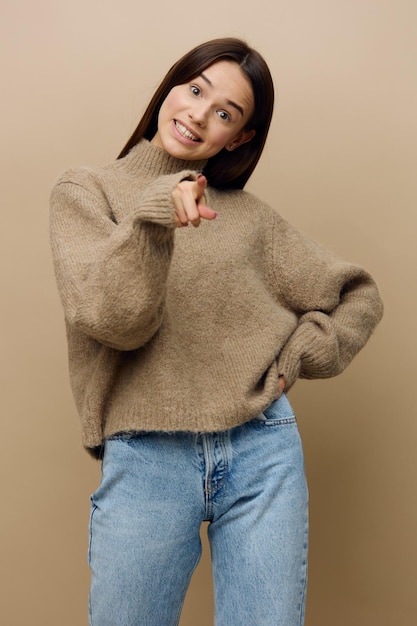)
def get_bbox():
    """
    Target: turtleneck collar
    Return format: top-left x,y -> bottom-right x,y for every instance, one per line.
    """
119,139 -> 208,179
